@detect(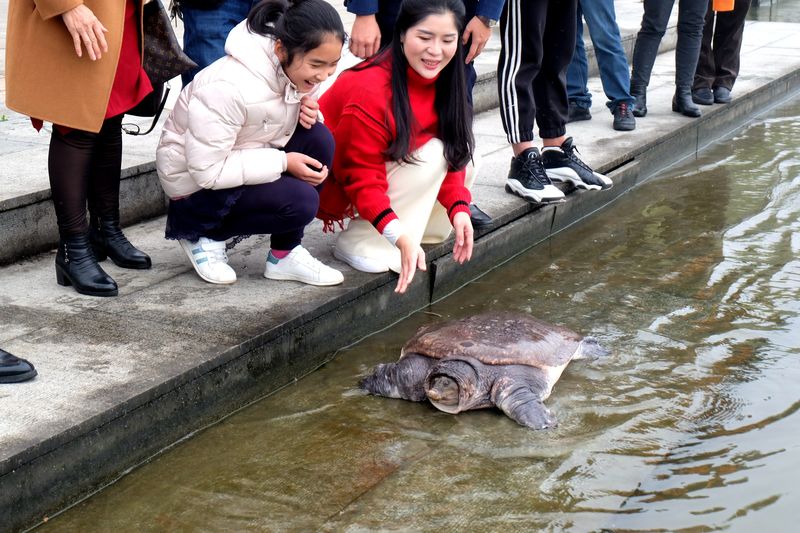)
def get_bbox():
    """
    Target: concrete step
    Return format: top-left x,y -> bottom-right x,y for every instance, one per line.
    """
0,0 -> 672,264
2,19 -> 799,531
